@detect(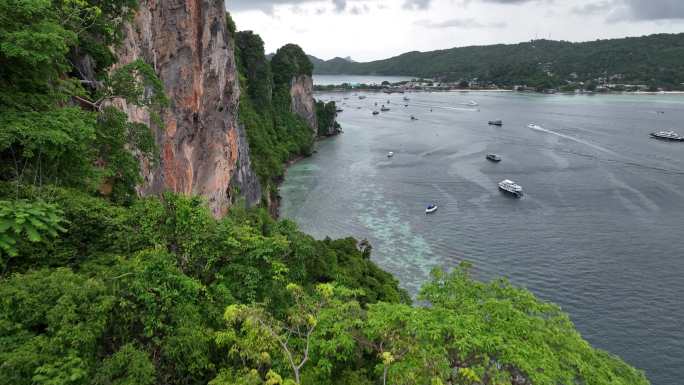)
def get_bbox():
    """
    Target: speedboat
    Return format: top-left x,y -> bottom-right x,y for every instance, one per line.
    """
410,115 -> 418,120
486,154 -> 502,162
336,108 -> 344,113
650,130 -> 684,141
404,97 -> 410,101
372,110 -> 380,115
380,106 -> 390,112
387,151 -> 394,158
462,100 -> 478,107
425,204 -> 438,214
359,95 -> 366,100
528,123 -> 543,130
498,179 -> 523,197
488,120 -> 503,126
